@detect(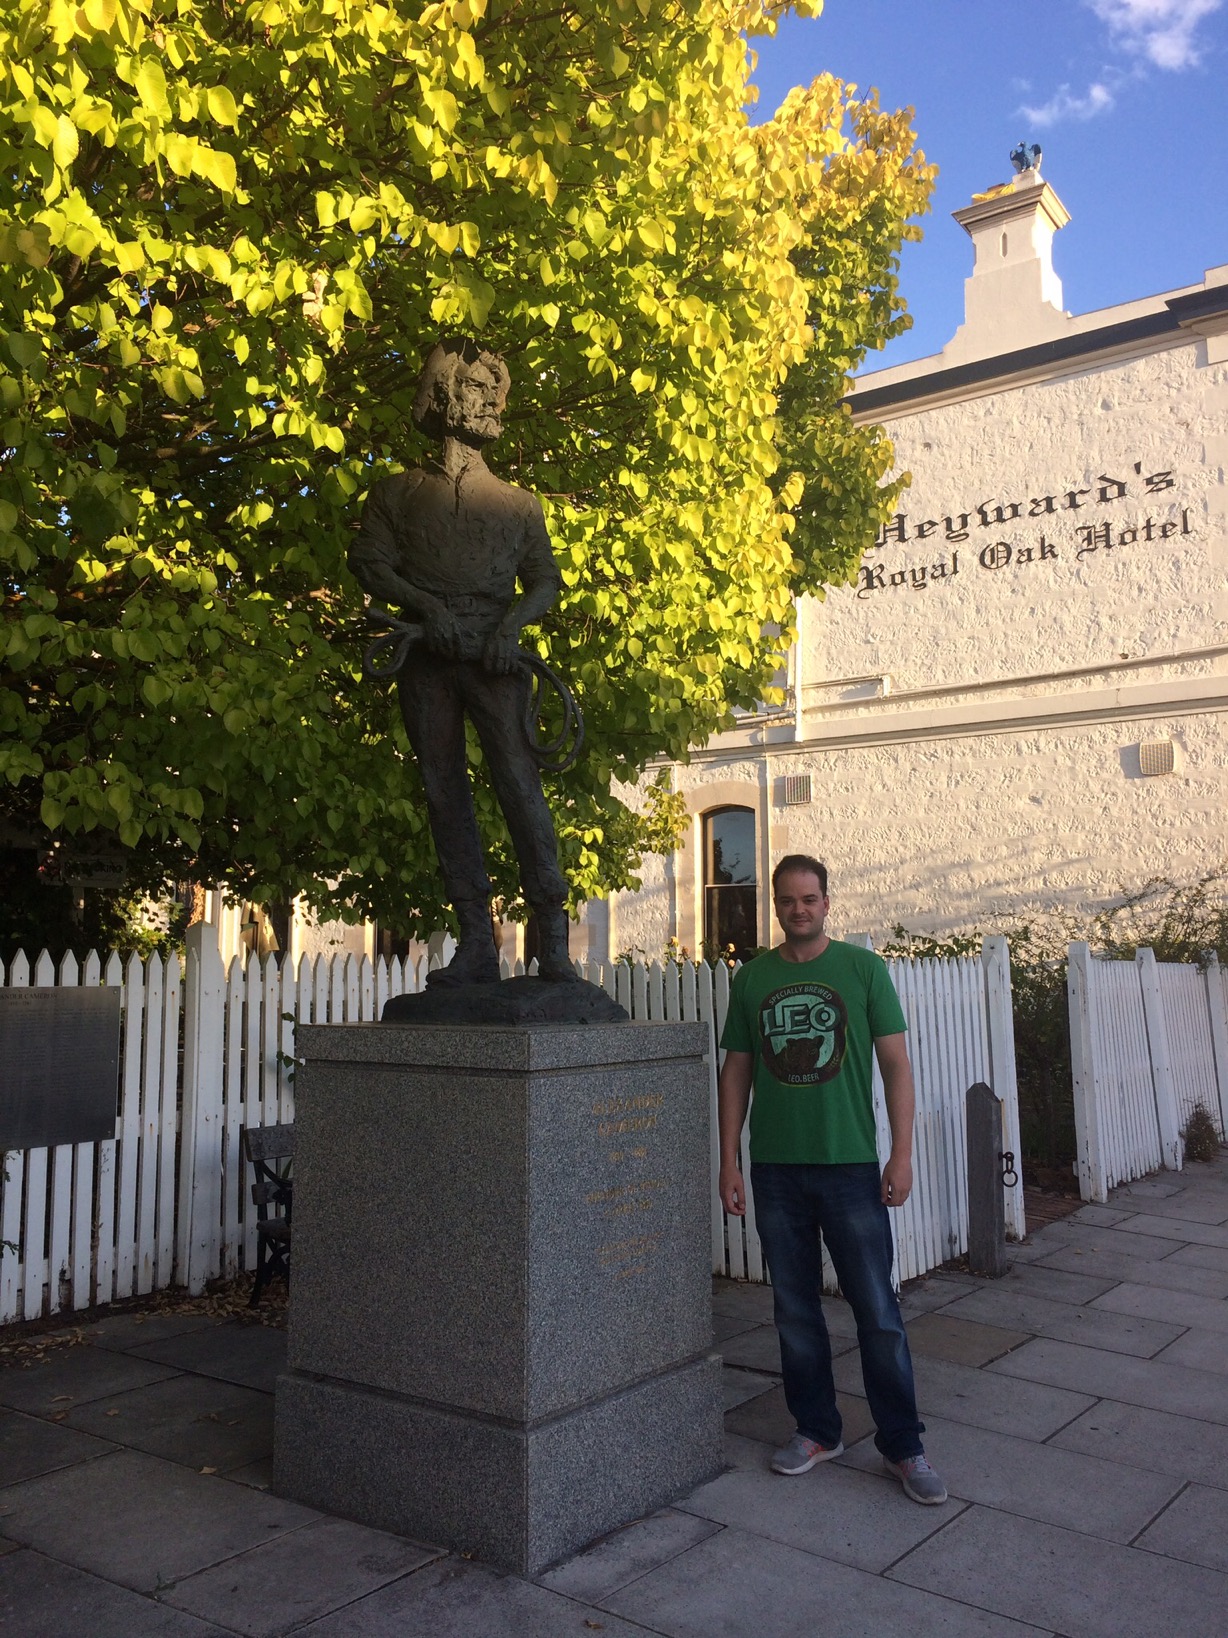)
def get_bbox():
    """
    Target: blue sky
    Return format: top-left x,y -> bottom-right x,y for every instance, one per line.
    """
750,0 -> 1228,371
